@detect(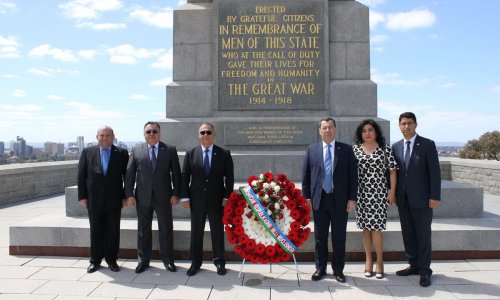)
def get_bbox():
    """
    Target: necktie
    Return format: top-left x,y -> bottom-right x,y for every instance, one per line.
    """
101,148 -> 110,176
323,144 -> 333,193
404,141 -> 411,171
204,149 -> 210,176
150,145 -> 157,169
